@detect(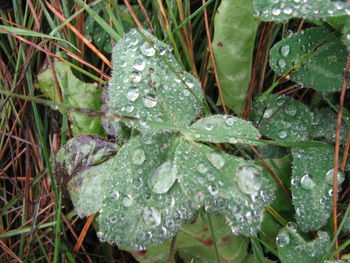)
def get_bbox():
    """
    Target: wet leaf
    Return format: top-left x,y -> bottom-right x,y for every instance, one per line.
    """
252,95 -> 312,142
291,146 -> 344,232
103,29 -> 203,133
254,0 -> 350,21
185,114 -> 261,145
276,223 -> 330,263
212,0 -> 258,115
98,134 -> 197,250
175,139 -> 275,236
269,27 -> 349,92
36,52 -> 104,135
